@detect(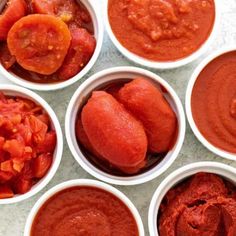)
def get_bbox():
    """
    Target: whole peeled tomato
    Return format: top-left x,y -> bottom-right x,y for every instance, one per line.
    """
81,91 -> 148,171
118,78 -> 177,153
